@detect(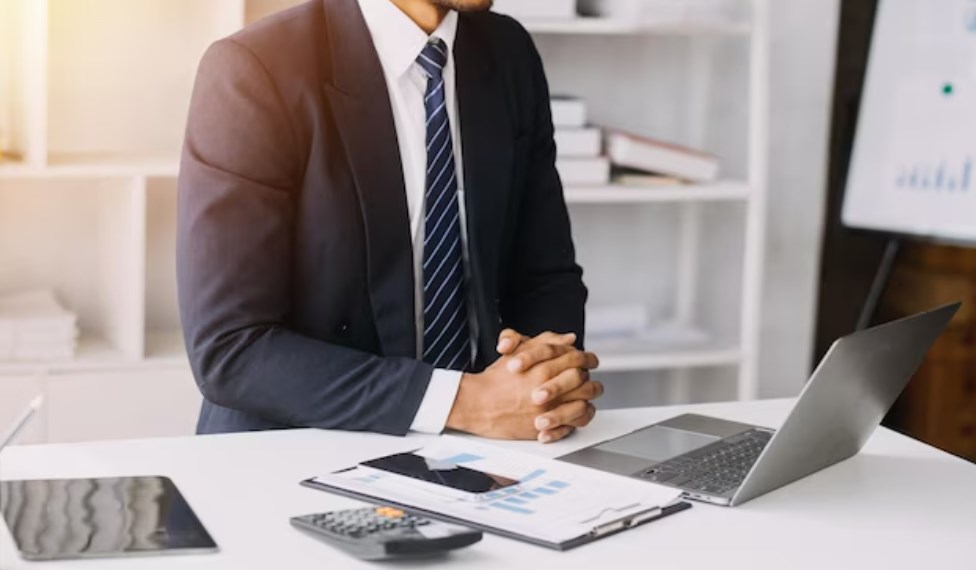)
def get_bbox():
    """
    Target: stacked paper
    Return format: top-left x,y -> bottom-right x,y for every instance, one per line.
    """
552,96 -> 611,186
0,290 -> 79,361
